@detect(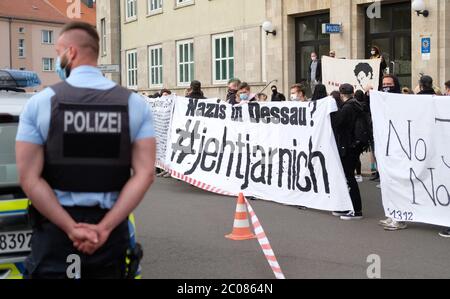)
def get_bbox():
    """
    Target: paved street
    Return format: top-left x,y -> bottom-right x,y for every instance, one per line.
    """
135,177 -> 450,279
